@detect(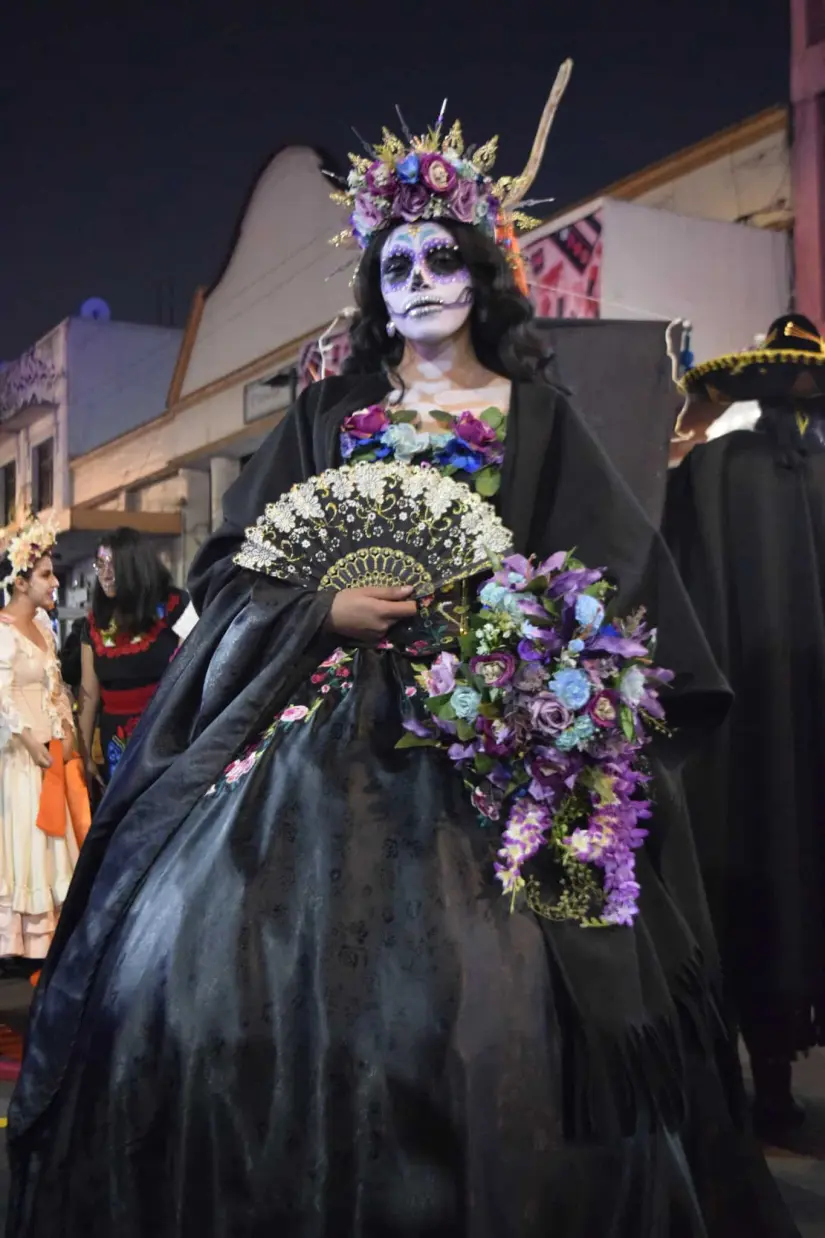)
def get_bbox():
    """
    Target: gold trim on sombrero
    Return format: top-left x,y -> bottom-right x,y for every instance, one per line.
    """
683,346 -> 825,391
